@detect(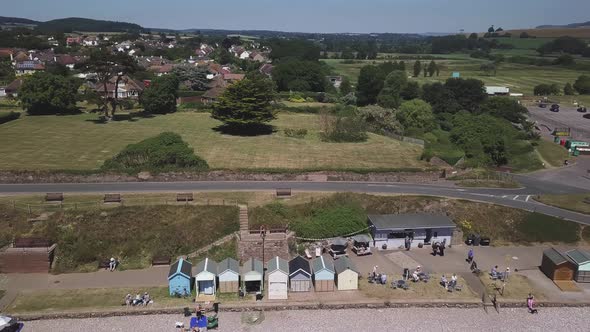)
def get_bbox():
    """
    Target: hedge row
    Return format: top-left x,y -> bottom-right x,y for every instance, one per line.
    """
0,111 -> 20,125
